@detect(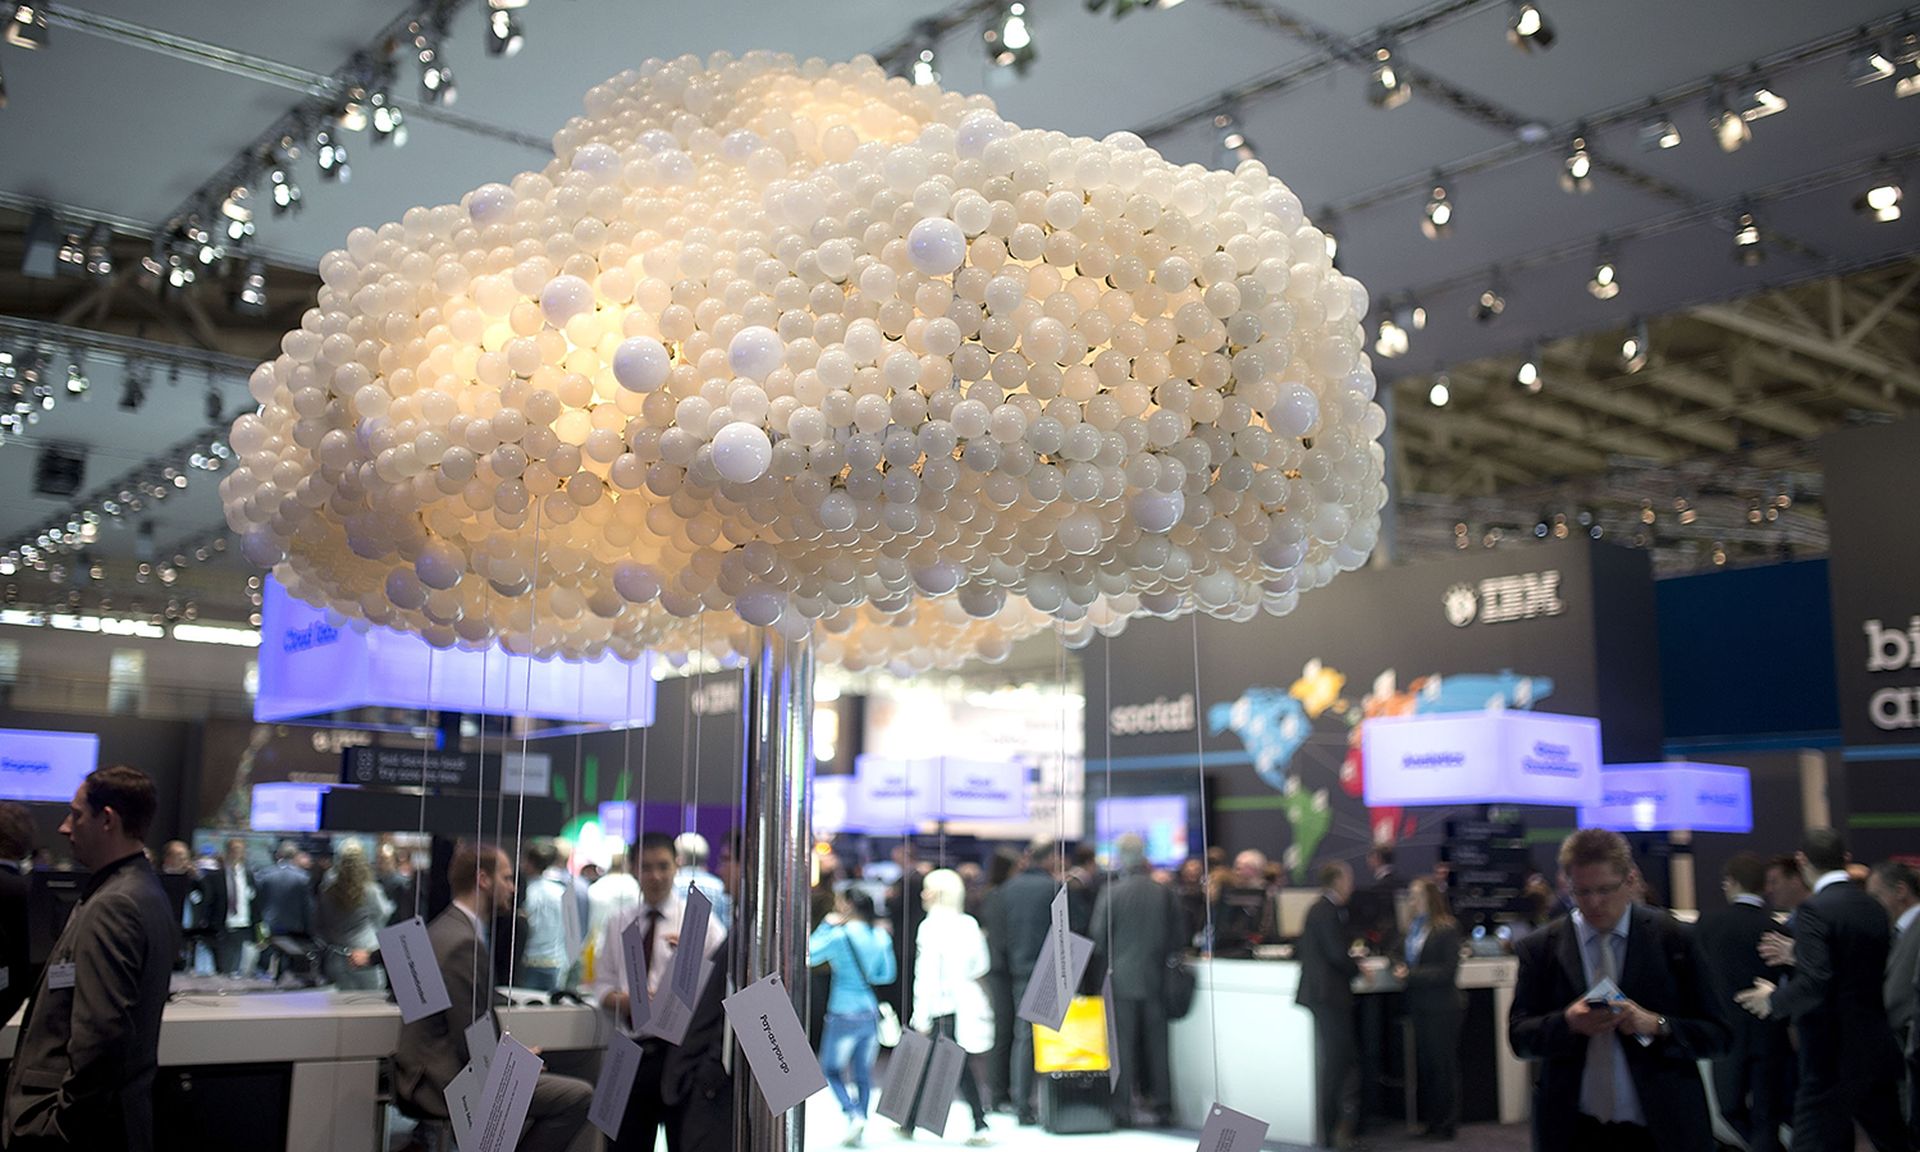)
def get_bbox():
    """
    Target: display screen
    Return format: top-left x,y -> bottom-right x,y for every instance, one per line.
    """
251,782 -> 324,832
1580,762 -> 1753,833
1095,794 -> 1190,868
0,728 -> 100,802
